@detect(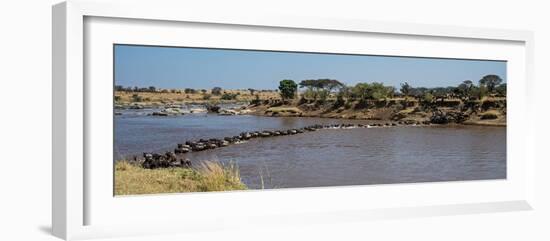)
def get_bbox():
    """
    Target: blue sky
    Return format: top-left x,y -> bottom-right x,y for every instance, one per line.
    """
114,44 -> 506,90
